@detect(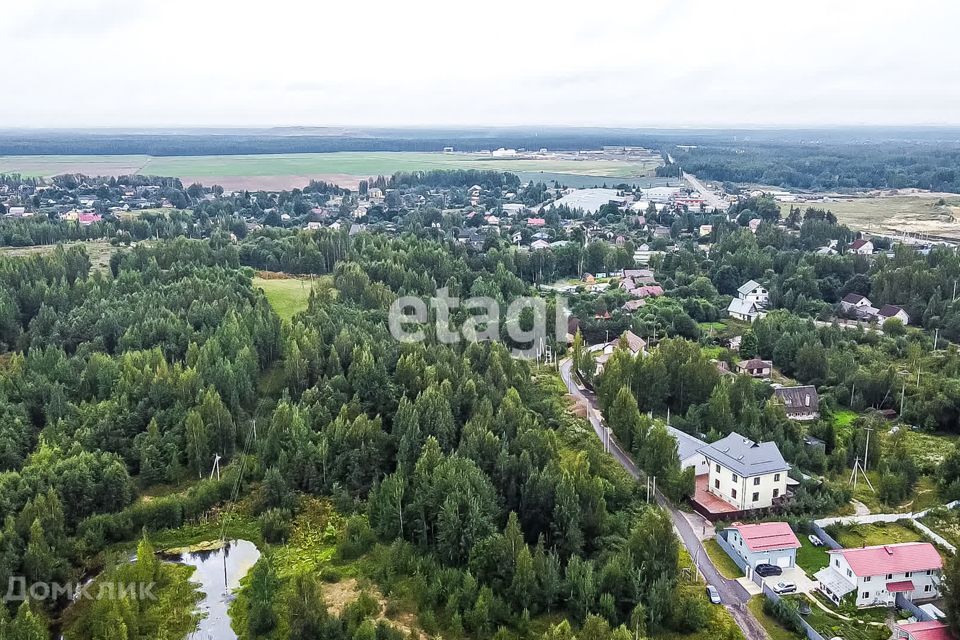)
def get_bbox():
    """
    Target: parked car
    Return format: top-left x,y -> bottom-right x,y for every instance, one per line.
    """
706,585 -> 721,604
773,581 -> 797,594
808,534 -> 823,547
755,563 -> 782,578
